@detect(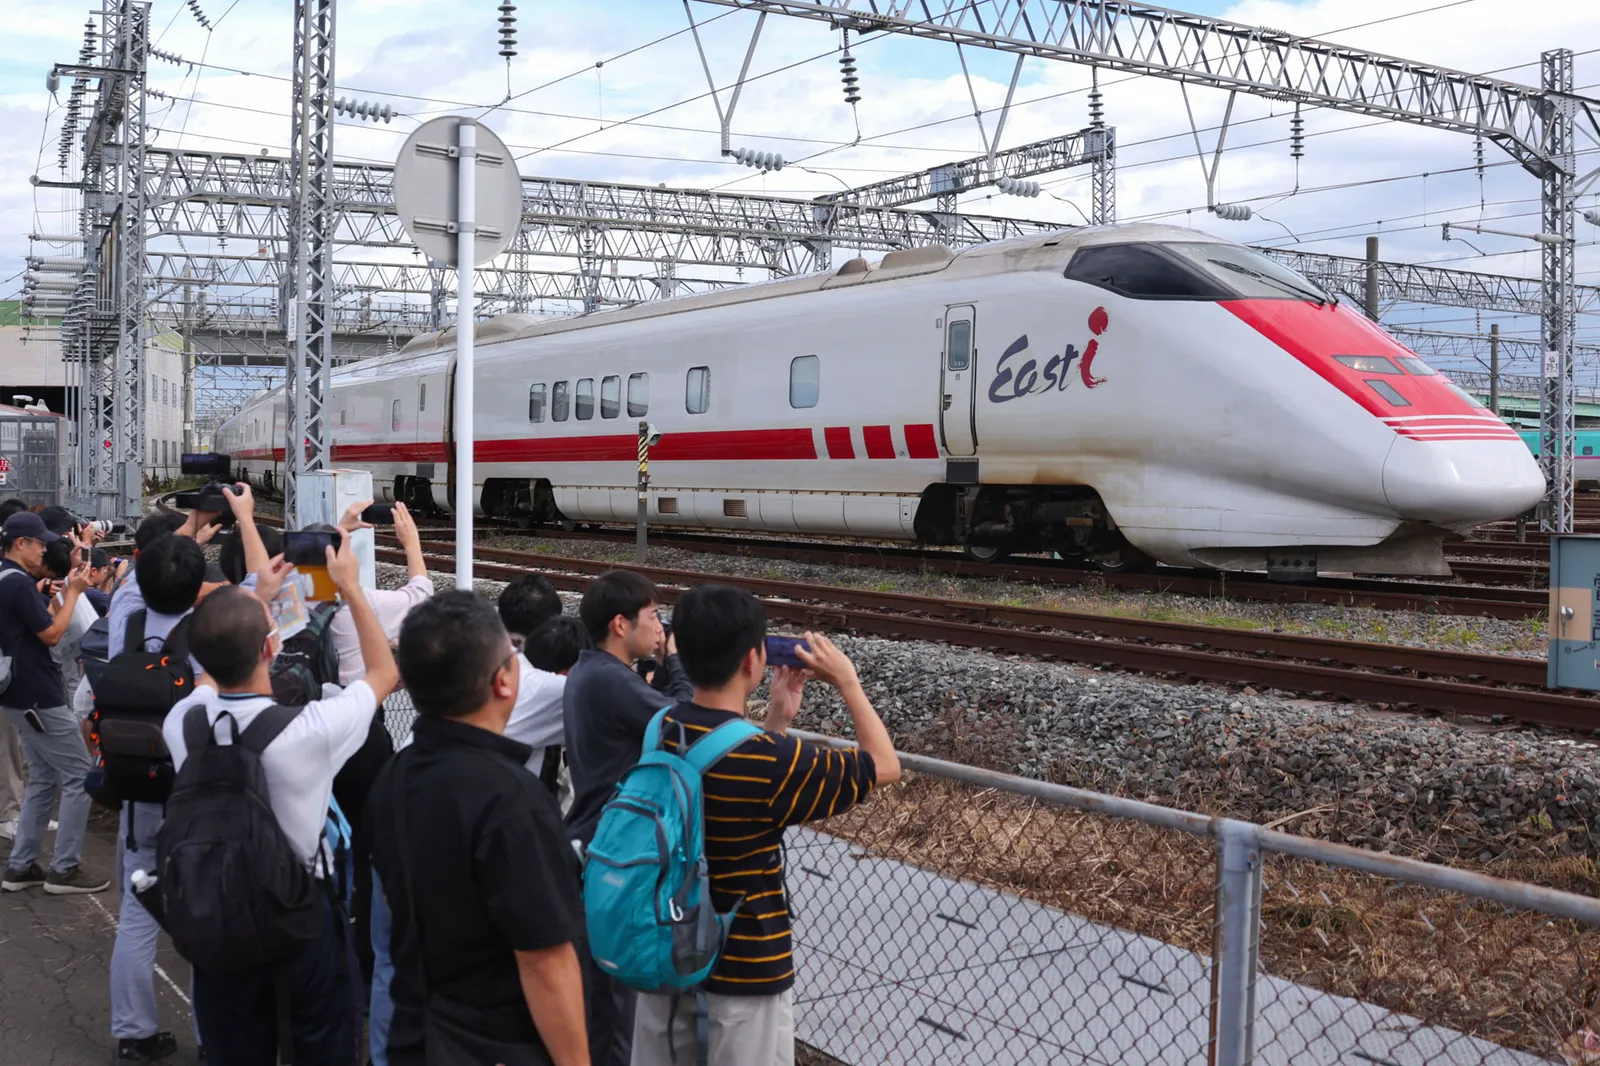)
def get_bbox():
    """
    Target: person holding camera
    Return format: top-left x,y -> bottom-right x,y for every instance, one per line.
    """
627,586 -> 901,1066
0,511 -> 106,894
